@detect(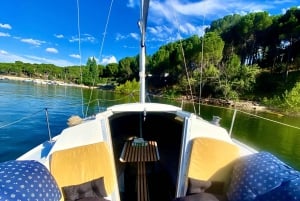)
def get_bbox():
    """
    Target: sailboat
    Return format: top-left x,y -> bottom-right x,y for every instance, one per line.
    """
1,0 -> 300,201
